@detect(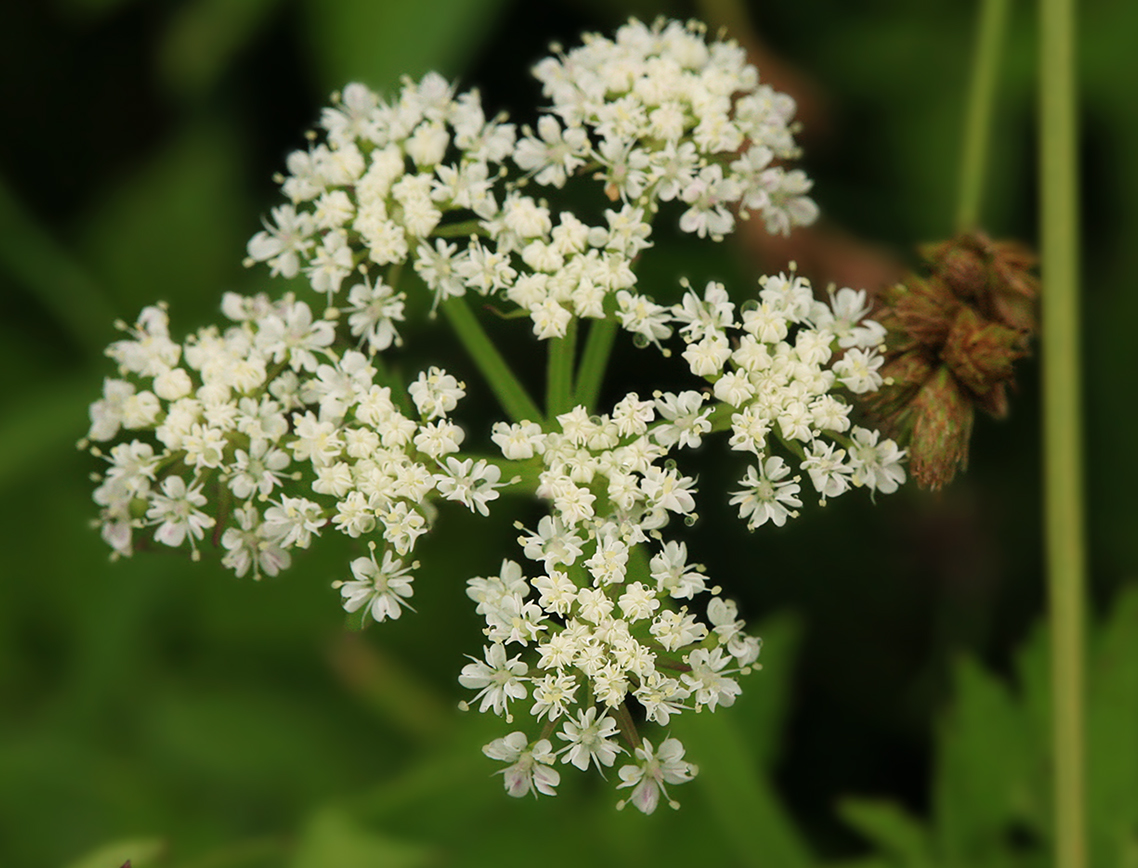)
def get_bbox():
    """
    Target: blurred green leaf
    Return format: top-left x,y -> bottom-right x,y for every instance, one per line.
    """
736,612 -> 803,769
79,122 -> 248,322
1086,587 -> 1138,867
935,656 -> 1040,868
63,837 -> 165,868
0,175 -> 117,357
300,0 -> 511,94
158,0 -> 281,99
291,809 -> 434,868
325,632 -> 453,742
0,379 -> 90,489
838,799 -> 934,868
671,614 -> 812,868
